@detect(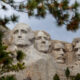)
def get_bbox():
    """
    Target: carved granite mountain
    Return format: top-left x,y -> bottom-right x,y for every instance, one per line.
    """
2,23 -> 80,80
0,25 -> 10,46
